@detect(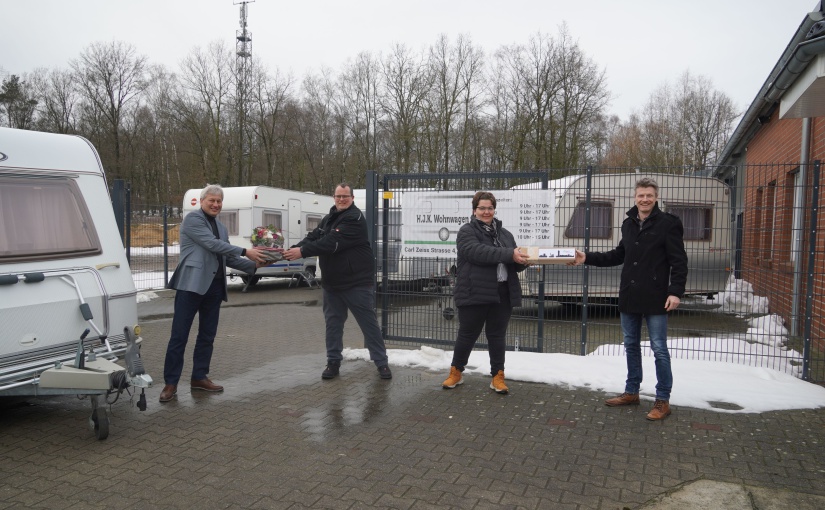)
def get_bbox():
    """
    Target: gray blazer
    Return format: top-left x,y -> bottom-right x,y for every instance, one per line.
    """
167,208 -> 256,300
